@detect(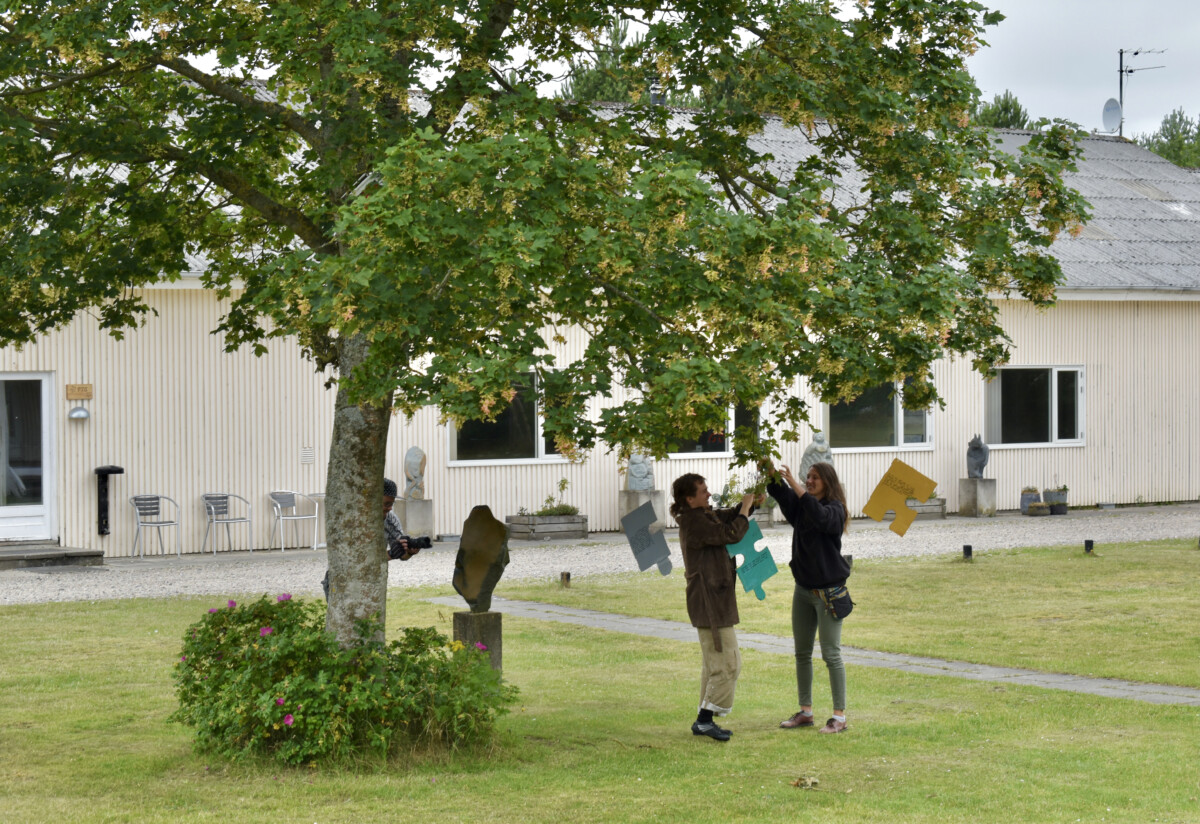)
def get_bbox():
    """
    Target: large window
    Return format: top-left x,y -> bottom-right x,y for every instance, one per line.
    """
985,367 -> 1084,446
828,382 -> 931,449
667,406 -> 759,456
448,374 -> 562,463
